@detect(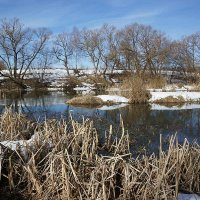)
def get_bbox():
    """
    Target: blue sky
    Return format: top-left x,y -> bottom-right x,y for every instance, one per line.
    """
0,0 -> 199,39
